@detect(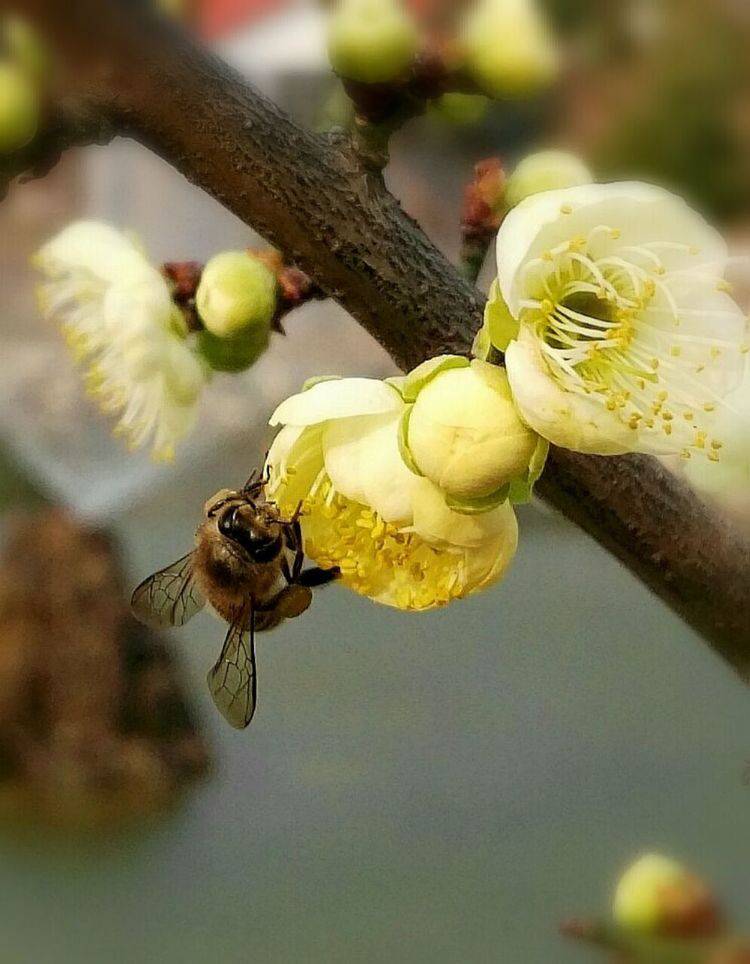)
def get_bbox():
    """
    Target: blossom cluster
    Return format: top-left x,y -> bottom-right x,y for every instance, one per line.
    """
34,164 -> 748,612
